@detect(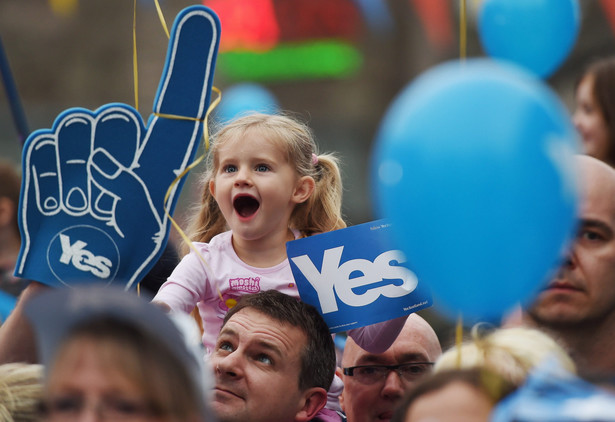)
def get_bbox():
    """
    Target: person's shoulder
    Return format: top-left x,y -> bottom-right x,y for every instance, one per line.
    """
187,231 -> 231,254
207,230 -> 233,251
310,410 -> 346,422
